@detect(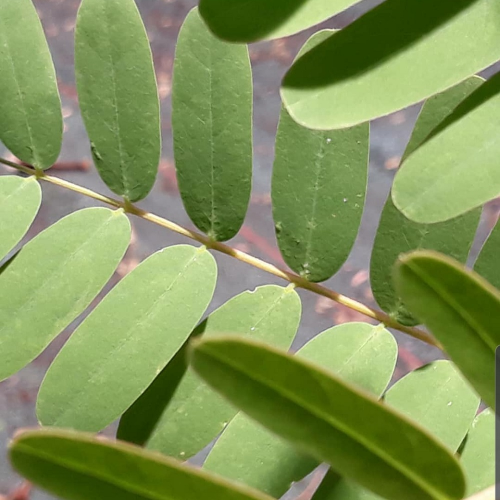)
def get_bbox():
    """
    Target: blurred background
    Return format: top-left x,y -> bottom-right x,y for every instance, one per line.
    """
0,0 -> 498,498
